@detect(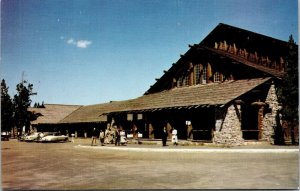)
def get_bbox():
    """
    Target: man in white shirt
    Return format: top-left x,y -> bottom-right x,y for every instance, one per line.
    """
172,128 -> 178,146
